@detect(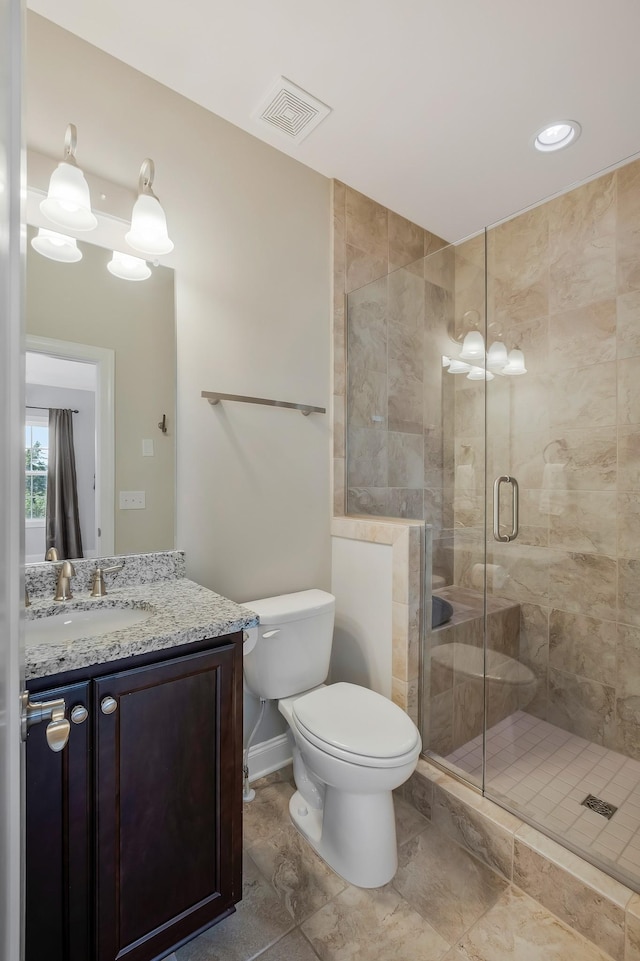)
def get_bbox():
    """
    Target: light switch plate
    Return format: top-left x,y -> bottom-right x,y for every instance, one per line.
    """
142,439 -> 154,457
119,491 -> 145,510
